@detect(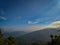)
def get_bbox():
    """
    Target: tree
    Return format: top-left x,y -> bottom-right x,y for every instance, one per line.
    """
50,35 -> 53,39
0,29 -> 3,45
0,28 -> 16,45
48,35 -> 60,45
3,39 -> 8,45
7,36 -> 16,45
32,42 -> 40,45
